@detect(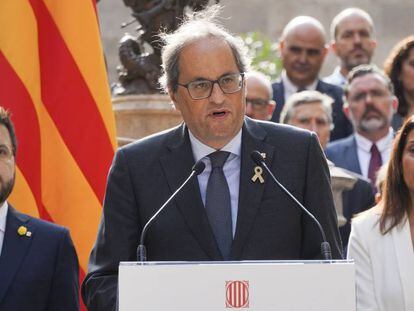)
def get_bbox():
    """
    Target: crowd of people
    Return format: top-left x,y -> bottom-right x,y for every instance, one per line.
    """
0,4 -> 412,311
245,7 -> 414,311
